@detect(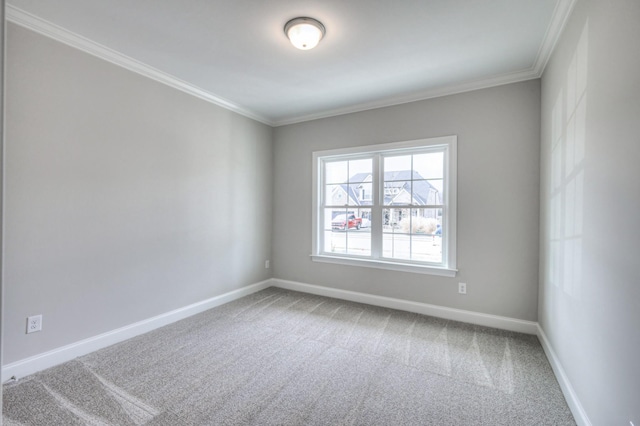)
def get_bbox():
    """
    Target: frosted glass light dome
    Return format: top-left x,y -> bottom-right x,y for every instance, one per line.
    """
284,17 -> 325,50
